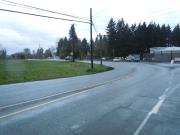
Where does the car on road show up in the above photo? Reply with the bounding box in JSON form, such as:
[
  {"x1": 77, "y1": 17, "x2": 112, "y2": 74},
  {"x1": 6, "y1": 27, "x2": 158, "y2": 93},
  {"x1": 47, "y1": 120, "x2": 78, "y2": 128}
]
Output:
[
  {"x1": 125, "y1": 54, "x2": 140, "y2": 62},
  {"x1": 113, "y1": 57, "x2": 122, "y2": 62},
  {"x1": 65, "y1": 56, "x2": 72, "y2": 60},
  {"x1": 101, "y1": 57, "x2": 106, "y2": 60}
]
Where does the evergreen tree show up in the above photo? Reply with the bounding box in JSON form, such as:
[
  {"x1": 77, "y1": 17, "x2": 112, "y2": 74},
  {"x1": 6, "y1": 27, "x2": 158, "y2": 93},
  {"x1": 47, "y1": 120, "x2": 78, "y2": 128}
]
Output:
[
  {"x1": 80, "y1": 38, "x2": 89, "y2": 59},
  {"x1": 57, "y1": 37, "x2": 70, "y2": 58},
  {"x1": 134, "y1": 22, "x2": 148, "y2": 59},
  {"x1": 116, "y1": 18, "x2": 125, "y2": 57},
  {"x1": 102, "y1": 35, "x2": 108, "y2": 57},
  {"x1": 69, "y1": 24, "x2": 78, "y2": 62},
  {"x1": 106, "y1": 18, "x2": 116, "y2": 57},
  {"x1": 0, "y1": 49, "x2": 6, "y2": 59},
  {"x1": 36, "y1": 47, "x2": 44, "y2": 59},
  {"x1": 24, "y1": 48, "x2": 31, "y2": 59},
  {"x1": 172, "y1": 24, "x2": 180, "y2": 46},
  {"x1": 44, "y1": 48, "x2": 52, "y2": 58},
  {"x1": 160, "y1": 24, "x2": 170, "y2": 46}
]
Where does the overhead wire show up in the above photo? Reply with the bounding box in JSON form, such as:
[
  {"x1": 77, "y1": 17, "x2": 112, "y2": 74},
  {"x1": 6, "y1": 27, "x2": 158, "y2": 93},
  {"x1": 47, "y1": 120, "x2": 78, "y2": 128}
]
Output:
[
  {"x1": 92, "y1": 22, "x2": 98, "y2": 35},
  {"x1": 0, "y1": 8, "x2": 90, "y2": 24},
  {"x1": 0, "y1": 1, "x2": 32, "y2": 9},
  {"x1": 0, "y1": 0, "x2": 90, "y2": 21},
  {"x1": 0, "y1": 1, "x2": 101, "y2": 38},
  {"x1": 0, "y1": 0, "x2": 105, "y2": 35}
]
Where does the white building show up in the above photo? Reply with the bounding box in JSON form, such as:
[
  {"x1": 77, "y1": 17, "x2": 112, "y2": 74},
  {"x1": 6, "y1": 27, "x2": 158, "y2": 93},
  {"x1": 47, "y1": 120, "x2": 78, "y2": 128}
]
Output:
[
  {"x1": 150, "y1": 47, "x2": 180, "y2": 62},
  {"x1": 150, "y1": 47, "x2": 180, "y2": 54}
]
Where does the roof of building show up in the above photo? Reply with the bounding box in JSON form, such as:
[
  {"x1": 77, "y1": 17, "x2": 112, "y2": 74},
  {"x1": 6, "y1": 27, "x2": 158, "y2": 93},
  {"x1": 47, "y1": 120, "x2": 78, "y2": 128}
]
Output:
[
  {"x1": 150, "y1": 47, "x2": 180, "y2": 54},
  {"x1": 163, "y1": 47, "x2": 180, "y2": 51}
]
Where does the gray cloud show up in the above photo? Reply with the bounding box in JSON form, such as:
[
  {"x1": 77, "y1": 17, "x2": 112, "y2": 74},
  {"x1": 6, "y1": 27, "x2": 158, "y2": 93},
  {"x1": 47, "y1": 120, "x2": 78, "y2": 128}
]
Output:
[{"x1": 0, "y1": 16, "x2": 59, "y2": 54}]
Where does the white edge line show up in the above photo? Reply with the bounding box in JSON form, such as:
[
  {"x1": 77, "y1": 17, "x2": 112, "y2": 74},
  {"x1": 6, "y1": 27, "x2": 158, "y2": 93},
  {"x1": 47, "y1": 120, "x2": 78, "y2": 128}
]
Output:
[
  {"x1": 133, "y1": 113, "x2": 151, "y2": 135},
  {"x1": 133, "y1": 83, "x2": 180, "y2": 135}
]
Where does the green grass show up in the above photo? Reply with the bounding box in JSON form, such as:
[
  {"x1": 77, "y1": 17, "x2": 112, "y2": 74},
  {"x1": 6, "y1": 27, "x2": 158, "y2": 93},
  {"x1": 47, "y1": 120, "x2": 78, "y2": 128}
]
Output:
[{"x1": 0, "y1": 60, "x2": 111, "y2": 84}]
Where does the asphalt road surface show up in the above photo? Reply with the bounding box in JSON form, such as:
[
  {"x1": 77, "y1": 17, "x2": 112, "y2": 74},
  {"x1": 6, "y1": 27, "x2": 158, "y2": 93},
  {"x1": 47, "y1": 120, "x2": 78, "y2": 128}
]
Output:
[{"x1": 1, "y1": 61, "x2": 180, "y2": 135}]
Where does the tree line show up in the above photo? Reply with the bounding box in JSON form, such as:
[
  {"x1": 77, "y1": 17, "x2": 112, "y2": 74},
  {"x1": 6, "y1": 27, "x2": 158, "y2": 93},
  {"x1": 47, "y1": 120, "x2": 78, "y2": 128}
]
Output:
[
  {"x1": 57, "y1": 24, "x2": 90, "y2": 61},
  {"x1": 1, "y1": 18, "x2": 180, "y2": 60},
  {"x1": 104, "y1": 18, "x2": 180, "y2": 59},
  {"x1": 57, "y1": 18, "x2": 180, "y2": 60},
  {"x1": 0, "y1": 47, "x2": 56, "y2": 59}
]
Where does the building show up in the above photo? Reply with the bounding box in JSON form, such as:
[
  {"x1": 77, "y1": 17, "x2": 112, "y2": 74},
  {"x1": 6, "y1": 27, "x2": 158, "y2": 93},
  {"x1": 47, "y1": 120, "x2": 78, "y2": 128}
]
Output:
[{"x1": 149, "y1": 47, "x2": 180, "y2": 62}]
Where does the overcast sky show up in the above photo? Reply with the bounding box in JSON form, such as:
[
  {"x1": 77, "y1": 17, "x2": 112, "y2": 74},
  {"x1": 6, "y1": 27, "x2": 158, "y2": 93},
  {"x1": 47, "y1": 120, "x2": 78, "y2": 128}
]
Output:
[{"x1": 0, "y1": 0, "x2": 180, "y2": 54}]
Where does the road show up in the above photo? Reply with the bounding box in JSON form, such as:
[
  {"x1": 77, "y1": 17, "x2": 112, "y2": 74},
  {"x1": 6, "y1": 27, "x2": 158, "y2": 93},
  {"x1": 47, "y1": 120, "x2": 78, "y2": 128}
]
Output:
[{"x1": 1, "y1": 62, "x2": 180, "y2": 135}]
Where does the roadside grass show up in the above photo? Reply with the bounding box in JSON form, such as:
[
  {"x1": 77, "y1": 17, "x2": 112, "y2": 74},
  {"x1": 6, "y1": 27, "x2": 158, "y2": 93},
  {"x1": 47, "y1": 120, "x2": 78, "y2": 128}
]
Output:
[{"x1": 0, "y1": 60, "x2": 111, "y2": 84}]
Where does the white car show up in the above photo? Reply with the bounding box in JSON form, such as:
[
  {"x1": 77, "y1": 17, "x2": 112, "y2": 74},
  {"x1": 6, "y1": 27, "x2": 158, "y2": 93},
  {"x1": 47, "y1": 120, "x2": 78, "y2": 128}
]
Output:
[
  {"x1": 113, "y1": 57, "x2": 121, "y2": 62},
  {"x1": 65, "y1": 56, "x2": 72, "y2": 60}
]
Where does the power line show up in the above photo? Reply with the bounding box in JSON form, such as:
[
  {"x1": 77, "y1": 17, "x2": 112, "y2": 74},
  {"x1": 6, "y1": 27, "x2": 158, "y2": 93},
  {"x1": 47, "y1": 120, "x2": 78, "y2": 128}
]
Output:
[
  {"x1": 0, "y1": 0, "x2": 89, "y2": 21},
  {"x1": 0, "y1": 0, "x2": 90, "y2": 21},
  {"x1": 92, "y1": 22, "x2": 98, "y2": 35},
  {"x1": 0, "y1": 8, "x2": 90, "y2": 24},
  {"x1": 0, "y1": 1, "x2": 32, "y2": 9}
]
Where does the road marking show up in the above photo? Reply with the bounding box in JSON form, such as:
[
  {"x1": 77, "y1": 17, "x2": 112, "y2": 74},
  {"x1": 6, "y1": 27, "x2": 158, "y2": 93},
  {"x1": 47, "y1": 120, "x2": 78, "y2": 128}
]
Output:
[
  {"x1": 133, "y1": 97, "x2": 165, "y2": 135},
  {"x1": 0, "y1": 68, "x2": 136, "y2": 110},
  {"x1": 133, "y1": 97, "x2": 164, "y2": 135},
  {"x1": 0, "y1": 68, "x2": 136, "y2": 119},
  {"x1": 151, "y1": 98, "x2": 165, "y2": 114},
  {"x1": 133, "y1": 83, "x2": 180, "y2": 135},
  {"x1": 158, "y1": 87, "x2": 170, "y2": 100},
  {"x1": 0, "y1": 88, "x2": 94, "y2": 119},
  {"x1": 71, "y1": 124, "x2": 80, "y2": 130},
  {"x1": 133, "y1": 112, "x2": 151, "y2": 135},
  {"x1": 0, "y1": 84, "x2": 100, "y2": 110}
]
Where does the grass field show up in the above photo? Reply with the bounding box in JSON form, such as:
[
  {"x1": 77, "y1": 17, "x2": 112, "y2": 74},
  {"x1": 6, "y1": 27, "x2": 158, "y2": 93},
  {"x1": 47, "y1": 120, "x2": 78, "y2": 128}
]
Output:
[{"x1": 0, "y1": 60, "x2": 110, "y2": 84}]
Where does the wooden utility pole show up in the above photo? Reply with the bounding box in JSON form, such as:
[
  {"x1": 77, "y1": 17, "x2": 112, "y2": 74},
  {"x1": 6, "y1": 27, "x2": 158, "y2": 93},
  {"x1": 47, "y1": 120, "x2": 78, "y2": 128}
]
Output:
[{"x1": 90, "y1": 8, "x2": 93, "y2": 69}]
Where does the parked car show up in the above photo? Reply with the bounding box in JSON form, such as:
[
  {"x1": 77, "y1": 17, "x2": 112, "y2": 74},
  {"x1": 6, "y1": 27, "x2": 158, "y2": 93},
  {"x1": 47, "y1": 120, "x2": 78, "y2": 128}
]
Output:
[
  {"x1": 101, "y1": 57, "x2": 106, "y2": 60},
  {"x1": 65, "y1": 56, "x2": 72, "y2": 60},
  {"x1": 125, "y1": 54, "x2": 140, "y2": 62},
  {"x1": 125, "y1": 55, "x2": 134, "y2": 61},
  {"x1": 113, "y1": 57, "x2": 121, "y2": 62}
]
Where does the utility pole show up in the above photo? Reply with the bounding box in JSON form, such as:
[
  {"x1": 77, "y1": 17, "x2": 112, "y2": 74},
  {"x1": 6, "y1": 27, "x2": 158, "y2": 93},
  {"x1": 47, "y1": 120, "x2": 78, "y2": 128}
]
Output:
[{"x1": 90, "y1": 8, "x2": 93, "y2": 69}]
